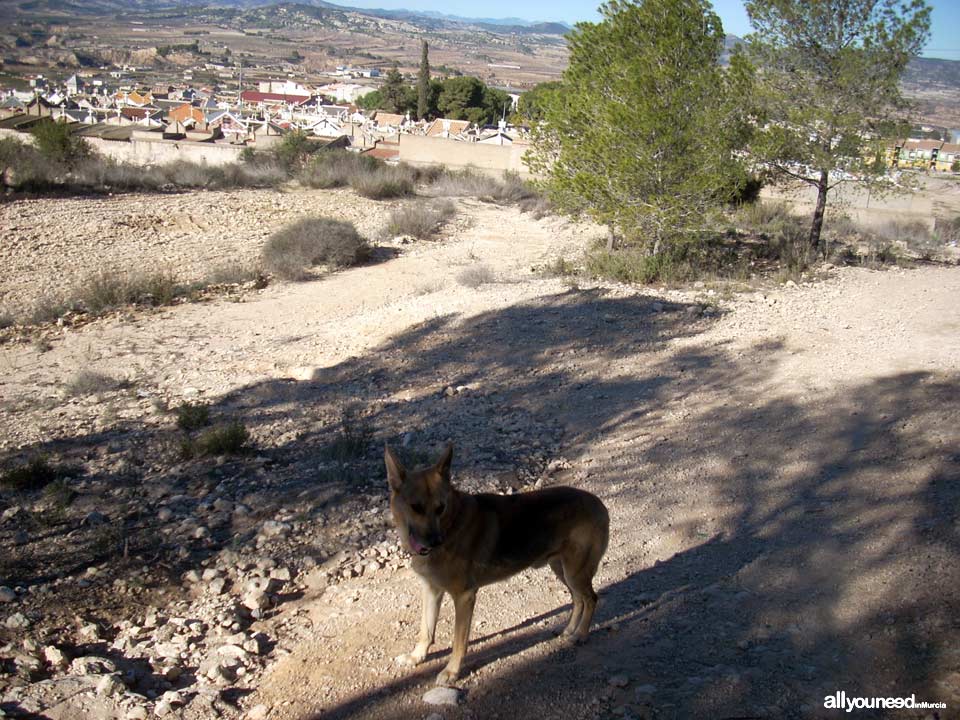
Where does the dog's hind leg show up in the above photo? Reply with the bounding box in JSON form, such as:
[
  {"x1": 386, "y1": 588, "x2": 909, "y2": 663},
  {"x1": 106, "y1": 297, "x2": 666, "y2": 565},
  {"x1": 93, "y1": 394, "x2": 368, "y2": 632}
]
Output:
[{"x1": 397, "y1": 579, "x2": 443, "y2": 667}]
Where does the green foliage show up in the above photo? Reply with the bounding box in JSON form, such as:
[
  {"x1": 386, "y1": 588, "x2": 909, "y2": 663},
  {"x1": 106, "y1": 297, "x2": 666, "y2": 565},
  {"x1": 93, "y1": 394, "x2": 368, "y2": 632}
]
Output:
[
  {"x1": 357, "y1": 89, "x2": 383, "y2": 112},
  {"x1": 31, "y1": 120, "x2": 91, "y2": 167},
  {"x1": 744, "y1": 0, "x2": 932, "y2": 252},
  {"x1": 181, "y1": 421, "x2": 249, "y2": 459},
  {"x1": 437, "y1": 76, "x2": 484, "y2": 121},
  {"x1": 1, "y1": 456, "x2": 59, "y2": 491},
  {"x1": 175, "y1": 402, "x2": 211, "y2": 431},
  {"x1": 273, "y1": 130, "x2": 319, "y2": 169},
  {"x1": 380, "y1": 66, "x2": 417, "y2": 114},
  {"x1": 417, "y1": 40, "x2": 431, "y2": 120},
  {"x1": 516, "y1": 81, "x2": 561, "y2": 124},
  {"x1": 527, "y1": 0, "x2": 751, "y2": 254}
]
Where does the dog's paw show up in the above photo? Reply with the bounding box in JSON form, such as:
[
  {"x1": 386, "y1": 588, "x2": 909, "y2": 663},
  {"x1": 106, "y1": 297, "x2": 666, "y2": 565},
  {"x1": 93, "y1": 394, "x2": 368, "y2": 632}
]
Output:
[
  {"x1": 435, "y1": 667, "x2": 460, "y2": 686},
  {"x1": 395, "y1": 650, "x2": 426, "y2": 667}
]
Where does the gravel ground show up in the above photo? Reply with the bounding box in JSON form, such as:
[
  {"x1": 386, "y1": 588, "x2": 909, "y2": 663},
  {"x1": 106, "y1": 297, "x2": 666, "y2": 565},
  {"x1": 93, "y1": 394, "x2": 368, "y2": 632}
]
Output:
[{"x1": 0, "y1": 187, "x2": 958, "y2": 720}]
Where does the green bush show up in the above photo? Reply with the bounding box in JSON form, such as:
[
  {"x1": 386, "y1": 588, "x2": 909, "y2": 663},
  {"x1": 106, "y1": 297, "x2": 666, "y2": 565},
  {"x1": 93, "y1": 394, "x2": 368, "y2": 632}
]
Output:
[
  {"x1": 1, "y1": 456, "x2": 59, "y2": 491},
  {"x1": 182, "y1": 421, "x2": 250, "y2": 458},
  {"x1": 31, "y1": 120, "x2": 91, "y2": 167},
  {"x1": 273, "y1": 130, "x2": 320, "y2": 170},
  {"x1": 262, "y1": 217, "x2": 369, "y2": 280},
  {"x1": 175, "y1": 402, "x2": 211, "y2": 431}
]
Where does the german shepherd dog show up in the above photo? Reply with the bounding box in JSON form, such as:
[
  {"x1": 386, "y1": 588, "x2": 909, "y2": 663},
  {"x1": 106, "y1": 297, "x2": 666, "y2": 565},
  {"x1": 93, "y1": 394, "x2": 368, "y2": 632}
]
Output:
[{"x1": 385, "y1": 443, "x2": 610, "y2": 686}]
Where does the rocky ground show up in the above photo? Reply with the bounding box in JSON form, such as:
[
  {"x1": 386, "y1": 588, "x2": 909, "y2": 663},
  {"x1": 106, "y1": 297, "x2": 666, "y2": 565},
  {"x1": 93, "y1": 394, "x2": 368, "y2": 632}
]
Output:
[{"x1": 0, "y1": 185, "x2": 958, "y2": 720}]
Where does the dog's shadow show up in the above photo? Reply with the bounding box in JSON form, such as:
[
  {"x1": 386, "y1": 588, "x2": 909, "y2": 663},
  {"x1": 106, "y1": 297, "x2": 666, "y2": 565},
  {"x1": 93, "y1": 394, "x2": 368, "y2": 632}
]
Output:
[{"x1": 419, "y1": 606, "x2": 568, "y2": 674}]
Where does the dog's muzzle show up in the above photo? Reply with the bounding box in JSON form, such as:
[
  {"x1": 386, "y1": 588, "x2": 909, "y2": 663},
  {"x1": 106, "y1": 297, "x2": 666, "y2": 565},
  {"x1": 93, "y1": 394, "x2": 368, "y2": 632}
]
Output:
[{"x1": 408, "y1": 532, "x2": 439, "y2": 556}]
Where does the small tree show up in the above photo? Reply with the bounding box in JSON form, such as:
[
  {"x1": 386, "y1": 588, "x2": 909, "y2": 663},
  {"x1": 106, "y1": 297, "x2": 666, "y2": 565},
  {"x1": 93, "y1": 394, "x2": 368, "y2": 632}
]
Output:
[
  {"x1": 417, "y1": 40, "x2": 431, "y2": 120},
  {"x1": 380, "y1": 66, "x2": 414, "y2": 115},
  {"x1": 744, "y1": 0, "x2": 931, "y2": 256},
  {"x1": 31, "y1": 120, "x2": 90, "y2": 168},
  {"x1": 527, "y1": 0, "x2": 750, "y2": 254}
]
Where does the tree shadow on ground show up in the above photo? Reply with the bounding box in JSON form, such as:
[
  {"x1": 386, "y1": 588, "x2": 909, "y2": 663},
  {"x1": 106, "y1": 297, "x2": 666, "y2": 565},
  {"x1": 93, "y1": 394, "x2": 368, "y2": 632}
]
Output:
[
  {"x1": 296, "y1": 366, "x2": 960, "y2": 720},
  {"x1": 2, "y1": 286, "x2": 958, "y2": 720}
]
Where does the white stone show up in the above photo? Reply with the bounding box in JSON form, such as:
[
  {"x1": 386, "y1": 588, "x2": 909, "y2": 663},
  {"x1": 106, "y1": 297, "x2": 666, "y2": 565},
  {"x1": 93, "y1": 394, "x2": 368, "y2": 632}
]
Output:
[{"x1": 423, "y1": 686, "x2": 460, "y2": 706}]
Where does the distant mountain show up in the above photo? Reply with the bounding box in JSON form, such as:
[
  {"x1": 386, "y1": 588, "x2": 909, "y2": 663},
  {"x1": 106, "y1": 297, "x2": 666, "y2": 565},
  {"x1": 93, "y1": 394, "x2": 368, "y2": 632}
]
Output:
[{"x1": 4, "y1": 0, "x2": 571, "y2": 33}]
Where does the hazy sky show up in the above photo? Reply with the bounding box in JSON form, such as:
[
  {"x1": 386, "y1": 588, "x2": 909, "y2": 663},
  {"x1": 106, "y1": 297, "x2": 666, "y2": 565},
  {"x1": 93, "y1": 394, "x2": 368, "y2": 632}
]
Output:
[{"x1": 345, "y1": 0, "x2": 959, "y2": 60}]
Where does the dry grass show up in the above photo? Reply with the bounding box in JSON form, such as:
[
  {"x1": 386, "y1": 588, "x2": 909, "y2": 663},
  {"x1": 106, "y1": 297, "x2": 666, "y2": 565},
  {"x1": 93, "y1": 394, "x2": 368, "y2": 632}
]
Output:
[
  {"x1": 64, "y1": 370, "x2": 123, "y2": 397},
  {"x1": 426, "y1": 169, "x2": 539, "y2": 204},
  {"x1": 262, "y1": 217, "x2": 370, "y2": 281},
  {"x1": 458, "y1": 264, "x2": 497, "y2": 287},
  {"x1": 385, "y1": 199, "x2": 457, "y2": 239}
]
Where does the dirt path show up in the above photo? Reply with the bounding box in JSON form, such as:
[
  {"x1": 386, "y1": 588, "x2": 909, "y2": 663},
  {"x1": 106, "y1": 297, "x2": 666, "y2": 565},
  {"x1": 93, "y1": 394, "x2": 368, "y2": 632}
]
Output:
[{"x1": 1, "y1": 191, "x2": 958, "y2": 720}]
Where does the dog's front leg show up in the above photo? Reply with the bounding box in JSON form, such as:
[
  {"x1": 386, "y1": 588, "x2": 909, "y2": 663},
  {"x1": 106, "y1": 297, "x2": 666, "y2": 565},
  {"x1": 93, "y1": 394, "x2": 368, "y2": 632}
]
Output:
[
  {"x1": 436, "y1": 588, "x2": 476, "y2": 686},
  {"x1": 397, "y1": 579, "x2": 443, "y2": 667}
]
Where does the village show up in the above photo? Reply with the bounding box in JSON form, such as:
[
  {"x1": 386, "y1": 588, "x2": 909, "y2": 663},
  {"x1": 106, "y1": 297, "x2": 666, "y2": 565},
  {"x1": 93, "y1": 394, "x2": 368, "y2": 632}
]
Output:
[{"x1": 0, "y1": 63, "x2": 531, "y2": 175}]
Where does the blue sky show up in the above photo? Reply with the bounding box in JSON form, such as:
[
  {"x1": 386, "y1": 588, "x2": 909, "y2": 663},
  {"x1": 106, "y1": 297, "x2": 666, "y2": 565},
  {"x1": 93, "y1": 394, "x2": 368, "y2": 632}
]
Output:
[{"x1": 346, "y1": 0, "x2": 960, "y2": 60}]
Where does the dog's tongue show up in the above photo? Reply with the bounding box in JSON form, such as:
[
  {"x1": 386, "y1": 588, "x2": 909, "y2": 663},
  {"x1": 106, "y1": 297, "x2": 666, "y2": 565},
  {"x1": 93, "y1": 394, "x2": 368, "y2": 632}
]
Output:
[{"x1": 408, "y1": 534, "x2": 429, "y2": 555}]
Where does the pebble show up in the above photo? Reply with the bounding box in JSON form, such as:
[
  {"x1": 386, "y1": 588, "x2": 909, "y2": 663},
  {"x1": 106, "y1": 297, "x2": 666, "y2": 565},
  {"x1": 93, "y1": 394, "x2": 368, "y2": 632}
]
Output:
[
  {"x1": 247, "y1": 704, "x2": 270, "y2": 720},
  {"x1": 608, "y1": 674, "x2": 630, "y2": 688},
  {"x1": 5, "y1": 612, "x2": 30, "y2": 629},
  {"x1": 96, "y1": 673, "x2": 125, "y2": 697},
  {"x1": 423, "y1": 686, "x2": 460, "y2": 706}
]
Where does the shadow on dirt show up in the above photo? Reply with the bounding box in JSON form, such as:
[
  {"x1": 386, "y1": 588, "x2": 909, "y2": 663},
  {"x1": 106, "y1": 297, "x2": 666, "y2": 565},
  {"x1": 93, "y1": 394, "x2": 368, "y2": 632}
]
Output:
[
  {"x1": 2, "y1": 286, "x2": 959, "y2": 719},
  {"x1": 297, "y1": 368, "x2": 960, "y2": 720}
]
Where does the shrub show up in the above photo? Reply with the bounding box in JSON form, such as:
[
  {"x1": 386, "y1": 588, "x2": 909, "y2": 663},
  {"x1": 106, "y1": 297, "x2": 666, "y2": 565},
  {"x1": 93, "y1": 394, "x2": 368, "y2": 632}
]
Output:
[
  {"x1": 0, "y1": 137, "x2": 57, "y2": 191},
  {"x1": 458, "y1": 264, "x2": 496, "y2": 287},
  {"x1": 73, "y1": 269, "x2": 183, "y2": 314},
  {"x1": 518, "y1": 194, "x2": 553, "y2": 218},
  {"x1": 64, "y1": 370, "x2": 122, "y2": 396},
  {"x1": 175, "y1": 402, "x2": 211, "y2": 431},
  {"x1": 539, "y1": 256, "x2": 578, "y2": 277},
  {"x1": 349, "y1": 165, "x2": 415, "y2": 199},
  {"x1": 299, "y1": 151, "x2": 379, "y2": 189},
  {"x1": 426, "y1": 168, "x2": 539, "y2": 203},
  {"x1": 586, "y1": 237, "x2": 750, "y2": 283},
  {"x1": 272, "y1": 130, "x2": 320, "y2": 170},
  {"x1": 385, "y1": 199, "x2": 456, "y2": 239},
  {"x1": 182, "y1": 421, "x2": 249, "y2": 458},
  {"x1": 323, "y1": 405, "x2": 373, "y2": 462},
  {"x1": 262, "y1": 218, "x2": 369, "y2": 280},
  {"x1": 934, "y1": 215, "x2": 960, "y2": 244},
  {"x1": 31, "y1": 120, "x2": 91, "y2": 167},
  {"x1": 204, "y1": 262, "x2": 265, "y2": 286},
  {"x1": 1, "y1": 456, "x2": 59, "y2": 491}
]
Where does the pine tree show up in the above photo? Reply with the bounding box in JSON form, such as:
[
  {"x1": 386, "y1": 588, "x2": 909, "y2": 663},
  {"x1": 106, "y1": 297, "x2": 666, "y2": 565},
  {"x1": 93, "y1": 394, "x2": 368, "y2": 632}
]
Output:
[
  {"x1": 744, "y1": 0, "x2": 931, "y2": 255},
  {"x1": 527, "y1": 0, "x2": 750, "y2": 254}
]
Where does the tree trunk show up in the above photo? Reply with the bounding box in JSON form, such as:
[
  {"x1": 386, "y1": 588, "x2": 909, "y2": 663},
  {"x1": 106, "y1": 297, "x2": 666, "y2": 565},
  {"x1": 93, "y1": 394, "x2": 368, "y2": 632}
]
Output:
[
  {"x1": 809, "y1": 170, "x2": 829, "y2": 257},
  {"x1": 606, "y1": 226, "x2": 617, "y2": 252}
]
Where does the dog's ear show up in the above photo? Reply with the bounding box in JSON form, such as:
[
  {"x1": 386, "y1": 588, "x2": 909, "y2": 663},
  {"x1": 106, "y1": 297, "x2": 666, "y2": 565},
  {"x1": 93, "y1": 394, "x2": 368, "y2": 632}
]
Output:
[
  {"x1": 433, "y1": 442, "x2": 453, "y2": 484},
  {"x1": 384, "y1": 444, "x2": 406, "y2": 491}
]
